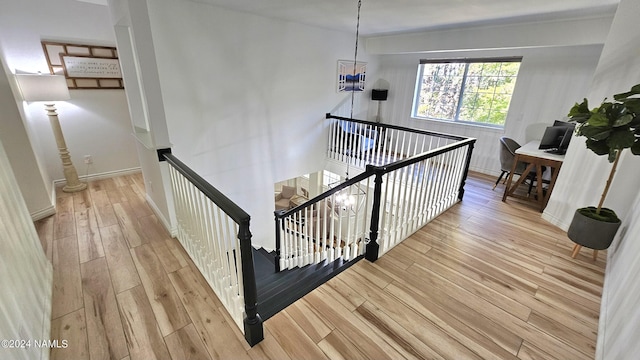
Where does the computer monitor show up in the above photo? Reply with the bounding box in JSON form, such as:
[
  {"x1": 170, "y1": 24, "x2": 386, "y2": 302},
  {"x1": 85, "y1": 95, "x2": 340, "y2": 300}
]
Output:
[
  {"x1": 556, "y1": 127, "x2": 574, "y2": 153},
  {"x1": 538, "y1": 126, "x2": 567, "y2": 149},
  {"x1": 553, "y1": 119, "x2": 575, "y2": 128}
]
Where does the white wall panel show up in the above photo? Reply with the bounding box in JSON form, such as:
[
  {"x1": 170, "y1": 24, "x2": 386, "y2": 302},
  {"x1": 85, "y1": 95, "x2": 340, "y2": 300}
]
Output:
[
  {"x1": 539, "y1": 0, "x2": 640, "y2": 358},
  {"x1": 545, "y1": 0, "x2": 640, "y2": 229},
  {"x1": 598, "y1": 190, "x2": 640, "y2": 359},
  {"x1": 0, "y1": 138, "x2": 52, "y2": 360},
  {"x1": 145, "y1": 0, "x2": 376, "y2": 249},
  {"x1": 0, "y1": 56, "x2": 52, "y2": 218}
]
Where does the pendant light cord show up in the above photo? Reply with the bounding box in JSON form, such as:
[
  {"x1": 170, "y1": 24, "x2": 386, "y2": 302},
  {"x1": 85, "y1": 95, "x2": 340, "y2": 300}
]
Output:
[
  {"x1": 350, "y1": 0, "x2": 362, "y2": 120},
  {"x1": 346, "y1": 0, "x2": 362, "y2": 180}
]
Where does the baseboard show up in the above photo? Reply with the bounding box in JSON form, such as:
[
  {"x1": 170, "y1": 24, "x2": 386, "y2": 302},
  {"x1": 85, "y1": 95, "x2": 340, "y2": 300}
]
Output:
[
  {"x1": 51, "y1": 166, "x2": 178, "y2": 237},
  {"x1": 27, "y1": 182, "x2": 59, "y2": 221},
  {"x1": 31, "y1": 205, "x2": 56, "y2": 222},
  {"x1": 52, "y1": 167, "x2": 142, "y2": 185},
  {"x1": 469, "y1": 165, "x2": 500, "y2": 177},
  {"x1": 145, "y1": 193, "x2": 178, "y2": 237},
  {"x1": 43, "y1": 168, "x2": 142, "y2": 221},
  {"x1": 541, "y1": 212, "x2": 570, "y2": 232}
]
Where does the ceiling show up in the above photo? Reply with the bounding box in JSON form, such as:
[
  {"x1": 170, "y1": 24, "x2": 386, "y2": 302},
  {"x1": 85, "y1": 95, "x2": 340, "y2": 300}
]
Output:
[{"x1": 189, "y1": 0, "x2": 619, "y2": 36}]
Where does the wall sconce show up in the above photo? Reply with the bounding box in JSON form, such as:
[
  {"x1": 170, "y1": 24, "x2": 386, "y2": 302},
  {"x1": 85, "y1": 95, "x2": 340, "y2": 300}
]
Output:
[
  {"x1": 15, "y1": 74, "x2": 87, "y2": 193},
  {"x1": 371, "y1": 89, "x2": 388, "y2": 123}
]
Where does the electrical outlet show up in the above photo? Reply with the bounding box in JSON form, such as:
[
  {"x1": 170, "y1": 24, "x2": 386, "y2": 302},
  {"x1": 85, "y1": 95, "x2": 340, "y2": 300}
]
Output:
[{"x1": 84, "y1": 155, "x2": 93, "y2": 164}]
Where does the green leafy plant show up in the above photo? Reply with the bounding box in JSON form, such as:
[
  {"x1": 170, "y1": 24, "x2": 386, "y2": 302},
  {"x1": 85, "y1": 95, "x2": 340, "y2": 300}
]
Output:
[{"x1": 567, "y1": 83, "x2": 640, "y2": 221}]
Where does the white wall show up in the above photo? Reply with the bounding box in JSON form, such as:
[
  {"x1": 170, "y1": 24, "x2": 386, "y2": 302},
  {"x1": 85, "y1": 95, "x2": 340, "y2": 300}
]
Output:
[
  {"x1": 0, "y1": 0, "x2": 139, "y2": 196},
  {"x1": 0, "y1": 138, "x2": 52, "y2": 360},
  {"x1": 372, "y1": 45, "x2": 601, "y2": 176},
  {"x1": 20, "y1": 90, "x2": 140, "y2": 181},
  {"x1": 105, "y1": 0, "x2": 176, "y2": 232},
  {"x1": 0, "y1": 55, "x2": 53, "y2": 219},
  {"x1": 144, "y1": 0, "x2": 376, "y2": 249},
  {"x1": 599, "y1": 191, "x2": 640, "y2": 359},
  {"x1": 540, "y1": 0, "x2": 640, "y2": 358},
  {"x1": 544, "y1": 10, "x2": 640, "y2": 229}
]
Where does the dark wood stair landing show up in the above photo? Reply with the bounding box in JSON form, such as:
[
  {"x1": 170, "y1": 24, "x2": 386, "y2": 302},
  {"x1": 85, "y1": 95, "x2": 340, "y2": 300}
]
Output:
[{"x1": 252, "y1": 247, "x2": 363, "y2": 321}]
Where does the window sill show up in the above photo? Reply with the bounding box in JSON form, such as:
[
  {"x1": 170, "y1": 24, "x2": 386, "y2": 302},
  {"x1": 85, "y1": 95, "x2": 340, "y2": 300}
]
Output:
[{"x1": 410, "y1": 117, "x2": 504, "y2": 132}]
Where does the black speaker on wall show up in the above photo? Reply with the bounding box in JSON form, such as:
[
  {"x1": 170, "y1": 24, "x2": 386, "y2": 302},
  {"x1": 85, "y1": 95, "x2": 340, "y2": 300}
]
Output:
[{"x1": 371, "y1": 89, "x2": 388, "y2": 101}]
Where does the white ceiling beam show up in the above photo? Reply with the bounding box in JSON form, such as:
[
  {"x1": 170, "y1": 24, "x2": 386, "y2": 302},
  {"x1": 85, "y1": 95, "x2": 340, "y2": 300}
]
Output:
[{"x1": 365, "y1": 15, "x2": 614, "y2": 55}]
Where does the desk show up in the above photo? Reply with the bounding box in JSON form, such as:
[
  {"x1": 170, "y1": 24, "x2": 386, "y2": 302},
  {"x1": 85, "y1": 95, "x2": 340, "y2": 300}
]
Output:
[{"x1": 502, "y1": 140, "x2": 565, "y2": 212}]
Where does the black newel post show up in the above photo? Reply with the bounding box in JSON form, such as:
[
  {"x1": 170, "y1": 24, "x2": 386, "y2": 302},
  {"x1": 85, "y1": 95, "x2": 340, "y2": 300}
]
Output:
[
  {"x1": 366, "y1": 167, "x2": 383, "y2": 262},
  {"x1": 238, "y1": 218, "x2": 263, "y2": 346},
  {"x1": 274, "y1": 210, "x2": 284, "y2": 273},
  {"x1": 458, "y1": 141, "x2": 476, "y2": 201}
]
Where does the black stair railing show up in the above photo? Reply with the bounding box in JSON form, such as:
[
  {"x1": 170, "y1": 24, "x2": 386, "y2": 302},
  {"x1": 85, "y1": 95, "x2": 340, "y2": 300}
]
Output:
[
  {"x1": 326, "y1": 113, "x2": 468, "y2": 167},
  {"x1": 328, "y1": 114, "x2": 476, "y2": 260},
  {"x1": 158, "y1": 114, "x2": 476, "y2": 347},
  {"x1": 362, "y1": 137, "x2": 476, "y2": 260},
  {"x1": 163, "y1": 153, "x2": 263, "y2": 346},
  {"x1": 365, "y1": 166, "x2": 384, "y2": 262},
  {"x1": 275, "y1": 170, "x2": 374, "y2": 271},
  {"x1": 274, "y1": 114, "x2": 476, "y2": 269}
]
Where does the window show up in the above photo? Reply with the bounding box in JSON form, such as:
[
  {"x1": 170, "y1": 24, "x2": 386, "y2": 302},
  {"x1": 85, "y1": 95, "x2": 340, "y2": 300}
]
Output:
[{"x1": 412, "y1": 58, "x2": 521, "y2": 127}]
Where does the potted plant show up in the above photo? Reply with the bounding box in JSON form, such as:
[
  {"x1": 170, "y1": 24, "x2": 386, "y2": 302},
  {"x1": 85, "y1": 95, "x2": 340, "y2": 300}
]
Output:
[{"x1": 566, "y1": 83, "x2": 640, "y2": 256}]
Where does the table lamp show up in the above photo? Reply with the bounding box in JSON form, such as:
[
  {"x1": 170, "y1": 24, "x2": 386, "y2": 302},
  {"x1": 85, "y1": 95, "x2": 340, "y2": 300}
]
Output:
[{"x1": 16, "y1": 74, "x2": 87, "y2": 192}]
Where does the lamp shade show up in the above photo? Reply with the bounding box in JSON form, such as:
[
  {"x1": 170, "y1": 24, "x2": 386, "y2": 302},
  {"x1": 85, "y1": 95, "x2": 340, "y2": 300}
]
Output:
[
  {"x1": 371, "y1": 89, "x2": 388, "y2": 101},
  {"x1": 15, "y1": 74, "x2": 70, "y2": 102}
]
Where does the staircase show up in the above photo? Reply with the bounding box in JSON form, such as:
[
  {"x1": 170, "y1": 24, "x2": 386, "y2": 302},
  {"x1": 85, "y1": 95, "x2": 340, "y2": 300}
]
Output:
[
  {"x1": 252, "y1": 247, "x2": 363, "y2": 320},
  {"x1": 163, "y1": 116, "x2": 475, "y2": 346}
]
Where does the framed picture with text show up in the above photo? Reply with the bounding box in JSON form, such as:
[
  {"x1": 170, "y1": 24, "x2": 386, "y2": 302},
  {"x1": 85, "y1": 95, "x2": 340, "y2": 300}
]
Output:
[
  {"x1": 61, "y1": 55, "x2": 122, "y2": 79},
  {"x1": 42, "y1": 41, "x2": 123, "y2": 89}
]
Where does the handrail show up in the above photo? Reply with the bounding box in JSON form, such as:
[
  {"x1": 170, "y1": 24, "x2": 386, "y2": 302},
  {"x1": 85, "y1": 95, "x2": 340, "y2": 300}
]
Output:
[
  {"x1": 277, "y1": 170, "x2": 373, "y2": 218},
  {"x1": 163, "y1": 153, "x2": 263, "y2": 346},
  {"x1": 379, "y1": 137, "x2": 476, "y2": 173},
  {"x1": 283, "y1": 119, "x2": 477, "y2": 215},
  {"x1": 275, "y1": 114, "x2": 477, "y2": 268},
  {"x1": 163, "y1": 154, "x2": 249, "y2": 223},
  {"x1": 326, "y1": 113, "x2": 468, "y2": 141},
  {"x1": 274, "y1": 169, "x2": 374, "y2": 271}
]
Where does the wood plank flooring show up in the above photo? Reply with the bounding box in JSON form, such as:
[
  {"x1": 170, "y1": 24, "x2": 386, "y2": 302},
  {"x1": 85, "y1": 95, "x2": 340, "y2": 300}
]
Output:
[{"x1": 36, "y1": 172, "x2": 605, "y2": 359}]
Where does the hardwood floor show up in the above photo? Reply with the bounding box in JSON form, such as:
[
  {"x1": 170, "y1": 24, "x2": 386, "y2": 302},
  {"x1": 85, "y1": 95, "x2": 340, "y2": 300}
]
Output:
[{"x1": 36, "y1": 172, "x2": 604, "y2": 360}]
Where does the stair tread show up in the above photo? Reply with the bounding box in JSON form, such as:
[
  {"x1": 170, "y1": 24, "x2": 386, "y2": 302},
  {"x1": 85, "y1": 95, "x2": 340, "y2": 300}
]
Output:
[
  {"x1": 256, "y1": 247, "x2": 276, "y2": 264},
  {"x1": 252, "y1": 248, "x2": 276, "y2": 282},
  {"x1": 259, "y1": 265, "x2": 335, "y2": 302},
  {"x1": 255, "y1": 255, "x2": 363, "y2": 321},
  {"x1": 256, "y1": 267, "x2": 307, "y2": 295},
  {"x1": 256, "y1": 258, "x2": 335, "y2": 295}
]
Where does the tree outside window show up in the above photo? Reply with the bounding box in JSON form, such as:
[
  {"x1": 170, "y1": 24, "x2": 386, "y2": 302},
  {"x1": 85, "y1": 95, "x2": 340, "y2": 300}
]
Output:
[{"x1": 413, "y1": 59, "x2": 521, "y2": 128}]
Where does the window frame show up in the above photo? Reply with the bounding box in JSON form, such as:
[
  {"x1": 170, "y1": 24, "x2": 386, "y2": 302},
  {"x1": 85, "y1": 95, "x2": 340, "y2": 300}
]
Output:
[{"x1": 412, "y1": 57, "x2": 522, "y2": 129}]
